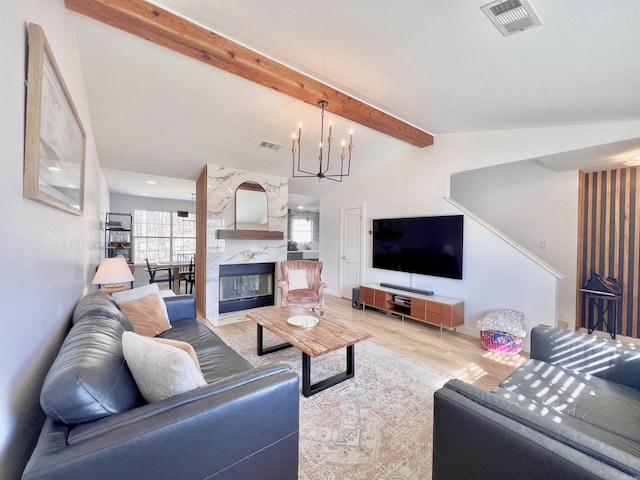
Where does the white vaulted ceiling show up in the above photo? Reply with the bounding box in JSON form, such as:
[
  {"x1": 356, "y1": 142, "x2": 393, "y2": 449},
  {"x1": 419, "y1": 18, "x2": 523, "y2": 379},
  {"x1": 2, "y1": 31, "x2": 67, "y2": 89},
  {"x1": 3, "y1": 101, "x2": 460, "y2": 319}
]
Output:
[{"x1": 69, "y1": 0, "x2": 640, "y2": 200}]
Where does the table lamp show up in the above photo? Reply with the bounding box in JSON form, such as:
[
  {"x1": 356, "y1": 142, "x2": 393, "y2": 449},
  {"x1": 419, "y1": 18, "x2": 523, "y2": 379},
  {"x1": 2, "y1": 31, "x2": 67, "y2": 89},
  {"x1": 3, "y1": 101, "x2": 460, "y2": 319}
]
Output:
[{"x1": 92, "y1": 256, "x2": 135, "y2": 293}]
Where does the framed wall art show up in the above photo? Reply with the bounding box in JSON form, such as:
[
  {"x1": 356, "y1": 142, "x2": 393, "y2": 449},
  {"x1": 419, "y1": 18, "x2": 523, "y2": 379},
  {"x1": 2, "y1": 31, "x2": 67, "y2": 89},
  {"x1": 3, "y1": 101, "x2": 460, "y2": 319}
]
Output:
[{"x1": 24, "y1": 23, "x2": 86, "y2": 215}]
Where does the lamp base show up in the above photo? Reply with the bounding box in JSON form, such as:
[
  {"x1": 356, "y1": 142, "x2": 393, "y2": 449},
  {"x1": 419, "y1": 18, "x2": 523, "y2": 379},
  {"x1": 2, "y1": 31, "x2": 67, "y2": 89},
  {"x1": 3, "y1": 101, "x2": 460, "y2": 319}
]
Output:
[{"x1": 99, "y1": 283, "x2": 129, "y2": 294}]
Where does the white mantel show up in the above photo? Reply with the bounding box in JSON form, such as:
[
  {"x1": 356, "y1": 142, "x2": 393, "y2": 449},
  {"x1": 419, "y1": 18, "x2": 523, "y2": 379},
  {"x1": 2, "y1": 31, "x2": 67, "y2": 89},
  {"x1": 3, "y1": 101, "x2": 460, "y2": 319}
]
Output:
[{"x1": 203, "y1": 165, "x2": 287, "y2": 325}]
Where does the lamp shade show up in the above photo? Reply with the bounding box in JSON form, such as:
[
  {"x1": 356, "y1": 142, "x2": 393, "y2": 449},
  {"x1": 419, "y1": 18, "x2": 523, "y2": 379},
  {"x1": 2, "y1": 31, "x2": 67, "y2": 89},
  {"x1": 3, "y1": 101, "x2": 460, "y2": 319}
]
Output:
[{"x1": 92, "y1": 257, "x2": 135, "y2": 285}]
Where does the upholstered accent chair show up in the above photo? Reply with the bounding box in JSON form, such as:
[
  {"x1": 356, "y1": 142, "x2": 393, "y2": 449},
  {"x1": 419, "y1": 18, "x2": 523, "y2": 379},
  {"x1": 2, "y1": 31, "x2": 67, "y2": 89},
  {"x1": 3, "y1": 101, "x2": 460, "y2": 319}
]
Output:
[{"x1": 277, "y1": 260, "x2": 327, "y2": 315}]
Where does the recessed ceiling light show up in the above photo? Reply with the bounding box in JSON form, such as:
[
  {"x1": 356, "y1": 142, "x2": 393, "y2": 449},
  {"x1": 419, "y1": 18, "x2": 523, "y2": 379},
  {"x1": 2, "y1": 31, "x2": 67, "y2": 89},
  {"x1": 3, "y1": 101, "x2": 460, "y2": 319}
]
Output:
[
  {"x1": 145, "y1": 180, "x2": 157, "y2": 185},
  {"x1": 623, "y1": 154, "x2": 640, "y2": 166},
  {"x1": 141, "y1": 193, "x2": 149, "y2": 196},
  {"x1": 298, "y1": 205, "x2": 304, "y2": 209}
]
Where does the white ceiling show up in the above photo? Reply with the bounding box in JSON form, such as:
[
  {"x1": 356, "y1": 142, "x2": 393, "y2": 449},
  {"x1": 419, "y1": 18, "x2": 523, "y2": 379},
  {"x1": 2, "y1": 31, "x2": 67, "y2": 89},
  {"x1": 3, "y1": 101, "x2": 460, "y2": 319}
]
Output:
[{"x1": 70, "y1": 0, "x2": 640, "y2": 203}]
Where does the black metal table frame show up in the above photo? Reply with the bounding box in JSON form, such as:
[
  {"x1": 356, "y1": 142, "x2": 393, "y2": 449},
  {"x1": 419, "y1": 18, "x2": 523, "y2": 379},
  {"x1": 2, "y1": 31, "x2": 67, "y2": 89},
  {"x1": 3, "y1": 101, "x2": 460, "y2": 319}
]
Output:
[
  {"x1": 256, "y1": 323, "x2": 355, "y2": 397},
  {"x1": 582, "y1": 291, "x2": 620, "y2": 340}
]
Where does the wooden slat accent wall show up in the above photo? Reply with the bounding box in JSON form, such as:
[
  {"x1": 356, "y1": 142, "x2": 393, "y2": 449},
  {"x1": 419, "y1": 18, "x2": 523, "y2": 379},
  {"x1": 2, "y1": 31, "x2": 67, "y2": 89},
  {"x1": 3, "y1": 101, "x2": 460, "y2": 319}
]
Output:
[
  {"x1": 577, "y1": 167, "x2": 639, "y2": 337},
  {"x1": 195, "y1": 167, "x2": 208, "y2": 319}
]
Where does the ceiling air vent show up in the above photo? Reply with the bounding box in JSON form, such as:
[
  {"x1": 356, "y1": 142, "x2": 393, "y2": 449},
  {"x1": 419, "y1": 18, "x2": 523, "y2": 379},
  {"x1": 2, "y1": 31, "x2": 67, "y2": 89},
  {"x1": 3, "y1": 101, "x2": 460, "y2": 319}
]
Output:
[
  {"x1": 259, "y1": 140, "x2": 282, "y2": 151},
  {"x1": 481, "y1": 0, "x2": 542, "y2": 36}
]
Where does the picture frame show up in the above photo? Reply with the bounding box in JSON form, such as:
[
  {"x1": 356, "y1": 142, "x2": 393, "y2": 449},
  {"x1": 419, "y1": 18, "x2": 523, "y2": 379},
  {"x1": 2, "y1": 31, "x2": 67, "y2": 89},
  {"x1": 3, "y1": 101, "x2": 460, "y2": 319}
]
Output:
[{"x1": 24, "y1": 23, "x2": 86, "y2": 215}]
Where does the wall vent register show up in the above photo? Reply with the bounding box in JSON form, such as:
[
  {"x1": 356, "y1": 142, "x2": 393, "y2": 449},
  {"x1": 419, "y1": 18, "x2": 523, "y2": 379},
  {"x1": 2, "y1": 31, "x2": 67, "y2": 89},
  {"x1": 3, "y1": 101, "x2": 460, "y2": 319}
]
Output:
[{"x1": 481, "y1": 0, "x2": 543, "y2": 36}]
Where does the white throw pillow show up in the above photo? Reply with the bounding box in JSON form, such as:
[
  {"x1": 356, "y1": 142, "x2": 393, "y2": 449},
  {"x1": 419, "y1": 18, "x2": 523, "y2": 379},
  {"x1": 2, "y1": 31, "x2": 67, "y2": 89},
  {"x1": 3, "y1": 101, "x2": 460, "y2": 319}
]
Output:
[
  {"x1": 122, "y1": 331, "x2": 207, "y2": 403},
  {"x1": 288, "y1": 269, "x2": 308, "y2": 290},
  {"x1": 113, "y1": 283, "x2": 170, "y2": 324}
]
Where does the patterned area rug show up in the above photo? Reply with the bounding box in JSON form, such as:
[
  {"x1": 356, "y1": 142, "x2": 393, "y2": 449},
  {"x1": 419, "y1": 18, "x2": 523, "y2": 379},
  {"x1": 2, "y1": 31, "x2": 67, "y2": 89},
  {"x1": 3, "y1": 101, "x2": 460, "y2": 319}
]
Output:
[{"x1": 214, "y1": 321, "x2": 450, "y2": 480}]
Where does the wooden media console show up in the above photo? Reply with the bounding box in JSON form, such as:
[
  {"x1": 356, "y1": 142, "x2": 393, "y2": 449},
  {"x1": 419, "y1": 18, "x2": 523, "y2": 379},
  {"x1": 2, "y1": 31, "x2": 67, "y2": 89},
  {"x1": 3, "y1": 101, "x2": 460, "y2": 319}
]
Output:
[{"x1": 359, "y1": 284, "x2": 464, "y2": 335}]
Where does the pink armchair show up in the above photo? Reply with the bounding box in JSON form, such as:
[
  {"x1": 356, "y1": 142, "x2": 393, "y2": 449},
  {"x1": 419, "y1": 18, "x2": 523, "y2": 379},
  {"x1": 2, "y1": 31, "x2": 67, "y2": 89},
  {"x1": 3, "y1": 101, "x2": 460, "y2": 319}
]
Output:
[{"x1": 277, "y1": 260, "x2": 327, "y2": 315}]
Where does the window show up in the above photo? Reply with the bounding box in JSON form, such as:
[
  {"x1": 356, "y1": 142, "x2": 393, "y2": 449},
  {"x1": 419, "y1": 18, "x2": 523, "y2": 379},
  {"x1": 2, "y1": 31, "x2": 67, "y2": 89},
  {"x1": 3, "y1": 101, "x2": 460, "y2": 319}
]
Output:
[
  {"x1": 291, "y1": 217, "x2": 313, "y2": 244},
  {"x1": 134, "y1": 210, "x2": 196, "y2": 263}
]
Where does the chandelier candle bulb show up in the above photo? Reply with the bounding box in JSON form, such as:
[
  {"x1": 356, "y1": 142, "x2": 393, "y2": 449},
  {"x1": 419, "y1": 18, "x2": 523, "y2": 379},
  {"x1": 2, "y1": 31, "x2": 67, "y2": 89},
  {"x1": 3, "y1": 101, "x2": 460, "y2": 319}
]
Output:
[{"x1": 291, "y1": 100, "x2": 353, "y2": 182}]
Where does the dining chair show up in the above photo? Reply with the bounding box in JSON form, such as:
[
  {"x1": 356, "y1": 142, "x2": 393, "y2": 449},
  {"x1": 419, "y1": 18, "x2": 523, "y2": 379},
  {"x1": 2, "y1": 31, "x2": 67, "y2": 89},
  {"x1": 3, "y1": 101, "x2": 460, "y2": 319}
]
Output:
[
  {"x1": 144, "y1": 258, "x2": 173, "y2": 290},
  {"x1": 181, "y1": 255, "x2": 195, "y2": 295},
  {"x1": 176, "y1": 253, "x2": 191, "y2": 264},
  {"x1": 176, "y1": 253, "x2": 194, "y2": 294}
]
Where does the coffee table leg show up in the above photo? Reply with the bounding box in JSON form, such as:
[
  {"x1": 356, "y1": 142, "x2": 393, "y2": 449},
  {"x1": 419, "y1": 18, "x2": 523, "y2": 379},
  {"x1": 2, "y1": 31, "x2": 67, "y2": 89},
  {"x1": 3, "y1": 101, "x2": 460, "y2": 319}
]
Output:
[
  {"x1": 256, "y1": 323, "x2": 293, "y2": 356},
  {"x1": 302, "y1": 344, "x2": 355, "y2": 397}
]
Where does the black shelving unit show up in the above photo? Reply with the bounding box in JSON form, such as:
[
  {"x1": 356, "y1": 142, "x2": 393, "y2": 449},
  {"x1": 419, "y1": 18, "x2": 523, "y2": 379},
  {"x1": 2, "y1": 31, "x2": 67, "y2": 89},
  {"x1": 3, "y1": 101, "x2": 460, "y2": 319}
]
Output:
[{"x1": 105, "y1": 212, "x2": 133, "y2": 262}]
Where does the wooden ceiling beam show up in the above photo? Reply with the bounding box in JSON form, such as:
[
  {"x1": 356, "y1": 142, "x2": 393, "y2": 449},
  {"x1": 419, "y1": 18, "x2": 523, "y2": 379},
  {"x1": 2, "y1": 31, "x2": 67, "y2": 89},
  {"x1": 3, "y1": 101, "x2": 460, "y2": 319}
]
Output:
[{"x1": 64, "y1": 0, "x2": 434, "y2": 147}]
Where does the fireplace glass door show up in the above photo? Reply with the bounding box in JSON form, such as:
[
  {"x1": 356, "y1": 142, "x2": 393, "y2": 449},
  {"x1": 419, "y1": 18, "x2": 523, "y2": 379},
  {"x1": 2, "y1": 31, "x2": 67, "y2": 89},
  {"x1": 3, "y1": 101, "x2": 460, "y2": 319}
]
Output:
[{"x1": 219, "y1": 263, "x2": 275, "y2": 313}]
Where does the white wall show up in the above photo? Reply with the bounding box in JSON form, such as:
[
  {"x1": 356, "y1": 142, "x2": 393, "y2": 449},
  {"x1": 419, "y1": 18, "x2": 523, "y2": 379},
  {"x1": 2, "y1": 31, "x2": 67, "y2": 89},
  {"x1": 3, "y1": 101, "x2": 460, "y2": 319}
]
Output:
[
  {"x1": 450, "y1": 160, "x2": 578, "y2": 328},
  {"x1": 319, "y1": 121, "x2": 640, "y2": 347},
  {"x1": 110, "y1": 193, "x2": 195, "y2": 215},
  {"x1": 0, "y1": 2, "x2": 108, "y2": 478}
]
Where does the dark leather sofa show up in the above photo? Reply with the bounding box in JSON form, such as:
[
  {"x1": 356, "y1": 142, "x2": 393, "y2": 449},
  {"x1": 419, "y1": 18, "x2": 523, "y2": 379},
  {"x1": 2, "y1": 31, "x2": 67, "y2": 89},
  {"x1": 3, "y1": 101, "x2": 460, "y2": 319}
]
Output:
[
  {"x1": 22, "y1": 291, "x2": 299, "y2": 480},
  {"x1": 432, "y1": 325, "x2": 640, "y2": 479}
]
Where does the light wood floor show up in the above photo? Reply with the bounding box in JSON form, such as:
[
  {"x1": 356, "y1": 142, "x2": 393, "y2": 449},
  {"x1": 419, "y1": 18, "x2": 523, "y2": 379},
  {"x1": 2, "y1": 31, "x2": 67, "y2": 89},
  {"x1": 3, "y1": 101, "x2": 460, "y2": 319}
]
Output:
[{"x1": 211, "y1": 294, "x2": 529, "y2": 391}]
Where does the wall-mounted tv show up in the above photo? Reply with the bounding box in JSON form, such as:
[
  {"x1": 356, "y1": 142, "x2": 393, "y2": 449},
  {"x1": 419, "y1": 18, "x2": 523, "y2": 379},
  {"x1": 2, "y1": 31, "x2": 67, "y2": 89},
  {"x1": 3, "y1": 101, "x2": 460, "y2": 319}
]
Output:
[{"x1": 372, "y1": 215, "x2": 464, "y2": 280}]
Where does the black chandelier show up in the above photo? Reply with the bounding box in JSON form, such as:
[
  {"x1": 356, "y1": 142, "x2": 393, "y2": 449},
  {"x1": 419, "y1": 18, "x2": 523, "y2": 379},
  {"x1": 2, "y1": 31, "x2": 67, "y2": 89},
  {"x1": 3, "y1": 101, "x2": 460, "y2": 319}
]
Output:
[{"x1": 291, "y1": 101, "x2": 353, "y2": 182}]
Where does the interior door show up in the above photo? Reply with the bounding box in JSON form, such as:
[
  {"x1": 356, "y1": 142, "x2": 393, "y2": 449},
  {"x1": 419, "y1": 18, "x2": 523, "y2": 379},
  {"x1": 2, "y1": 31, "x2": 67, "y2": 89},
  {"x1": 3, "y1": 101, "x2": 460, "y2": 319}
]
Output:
[{"x1": 340, "y1": 206, "x2": 363, "y2": 298}]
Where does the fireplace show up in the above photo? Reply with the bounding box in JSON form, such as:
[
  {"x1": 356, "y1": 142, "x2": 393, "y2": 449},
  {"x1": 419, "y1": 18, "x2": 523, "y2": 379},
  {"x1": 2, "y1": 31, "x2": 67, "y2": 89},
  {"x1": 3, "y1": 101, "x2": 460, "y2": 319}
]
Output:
[{"x1": 219, "y1": 262, "x2": 275, "y2": 313}]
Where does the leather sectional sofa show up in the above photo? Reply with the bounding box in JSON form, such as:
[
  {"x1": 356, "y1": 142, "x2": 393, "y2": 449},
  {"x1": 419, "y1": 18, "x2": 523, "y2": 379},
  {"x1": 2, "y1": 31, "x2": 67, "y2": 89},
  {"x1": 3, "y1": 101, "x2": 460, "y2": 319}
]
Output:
[
  {"x1": 432, "y1": 325, "x2": 640, "y2": 479},
  {"x1": 22, "y1": 291, "x2": 299, "y2": 480}
]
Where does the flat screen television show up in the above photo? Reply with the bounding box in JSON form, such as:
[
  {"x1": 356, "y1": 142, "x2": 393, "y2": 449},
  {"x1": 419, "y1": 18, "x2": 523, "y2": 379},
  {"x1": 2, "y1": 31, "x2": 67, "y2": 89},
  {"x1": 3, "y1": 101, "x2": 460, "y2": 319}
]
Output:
[{"x1": 372, "y1": 215, "x2": 464, "y2": 280}]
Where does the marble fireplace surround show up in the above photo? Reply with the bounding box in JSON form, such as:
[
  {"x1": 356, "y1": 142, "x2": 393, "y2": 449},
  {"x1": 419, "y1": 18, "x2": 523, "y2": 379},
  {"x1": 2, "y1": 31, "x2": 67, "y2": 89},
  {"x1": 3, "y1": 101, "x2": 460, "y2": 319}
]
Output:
[{"x1": 204, "y1": 165, "x2": 287, "y2": 326}]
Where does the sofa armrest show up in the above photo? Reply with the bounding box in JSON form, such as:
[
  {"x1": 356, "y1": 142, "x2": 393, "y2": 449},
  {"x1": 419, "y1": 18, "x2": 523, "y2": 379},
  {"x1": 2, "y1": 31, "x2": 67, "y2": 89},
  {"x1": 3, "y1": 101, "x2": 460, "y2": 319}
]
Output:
[
  {"x1": 531, "y1": 325, "x2": 640, "y2": 389},
  {"x1": 163, "y1": 294, "x2": 196, "y2": 323},
  {"x1": 433, "y1": 380, "x2": 638, "y2": 479},
  {"x1": 23, "y1": 363, "x2": 299, "y2": 480}
]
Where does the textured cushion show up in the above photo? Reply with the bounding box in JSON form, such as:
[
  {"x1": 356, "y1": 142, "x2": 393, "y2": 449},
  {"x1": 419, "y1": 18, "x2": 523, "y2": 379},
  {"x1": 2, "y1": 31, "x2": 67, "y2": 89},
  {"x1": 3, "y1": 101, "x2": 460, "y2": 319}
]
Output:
[
  {"x1": 500, "y1": 359, "x2": 640, "y2": 445},
  {"x1": 112, "y1": 283, "x2": 170, "y2": 323},
  {"x1": 40, "y1": 316, "x2": 141, "y2": 424},
  {"x1": 151, "y1": 337, "x2": 201, "y2": 370},
  {"x1": 118, "y1": 293, "x2": 172, "y2": 337},
  {"x1": 122, "y1": 332, "x2": 207, "y2": 403},
  {"x1": 287, "y1": 269, "x2": 308, "y2": 290},
  {"x1": 491, "y1": 386, "x2": 640, "y2": 457},
  {"x1": 198, "y1": 344, "x2": 254, "y2": 384},
  {"x1": 285, "y1": 289, "x2": 319, "y2": 303},
  {"x1": 476, "y1": 309, "x2": 526, "y2": 337},
  {"x1": 156, "y1": 320, "x2": 225, "y2": 351}
]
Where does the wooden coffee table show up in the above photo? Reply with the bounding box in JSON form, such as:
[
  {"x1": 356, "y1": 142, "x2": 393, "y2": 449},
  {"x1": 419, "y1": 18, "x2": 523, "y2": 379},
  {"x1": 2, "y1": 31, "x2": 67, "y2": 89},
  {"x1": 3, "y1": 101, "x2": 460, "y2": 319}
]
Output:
[{"x1": 246, "y1": 306, "x2": 371, "y2": 397}]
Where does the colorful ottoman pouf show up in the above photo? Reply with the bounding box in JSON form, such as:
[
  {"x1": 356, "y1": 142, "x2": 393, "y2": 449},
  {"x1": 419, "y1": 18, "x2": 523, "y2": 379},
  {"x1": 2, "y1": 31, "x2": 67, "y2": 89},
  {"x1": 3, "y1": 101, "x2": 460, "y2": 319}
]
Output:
[{"x1": 476, "y1": 309, "x2": 526, "y2": 354}]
